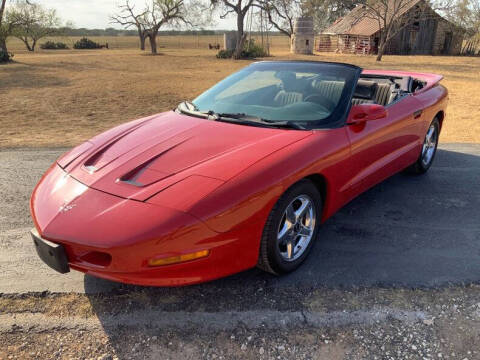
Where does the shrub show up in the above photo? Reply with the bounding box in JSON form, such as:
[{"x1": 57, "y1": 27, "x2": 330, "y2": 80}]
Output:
[
  {"x1": 40, "y1": 41, "x2": 69, "y2": 50},
  {"x1": 56, "y1": 42, "x2": 68, "y2": 49},
  {"x1": 40, "y1": 41, "x2": 57, "y2": 49},
  {"x1": 0, "y1": 48, "x2": 13, "y2": 63},
  {"x1": 242, "y1": 39, "x2": 268, "y2": 58},
  {"x1": 73, "y1": 37, "x2": 102, "y2": 50},
  {"x1": 216, "y1": 39, "x2": 268, "y2": 59},
  {"x1": 216, "y1": 49, "x2": 234, "y2": 58}
]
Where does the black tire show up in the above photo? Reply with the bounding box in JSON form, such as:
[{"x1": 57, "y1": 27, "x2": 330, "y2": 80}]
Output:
[
  {"x1": 407, "y1": 118, "x2": 440, "y2": 174},
  {"x1": 257, "y1": 179, "x2": 322, "y2": 275}
]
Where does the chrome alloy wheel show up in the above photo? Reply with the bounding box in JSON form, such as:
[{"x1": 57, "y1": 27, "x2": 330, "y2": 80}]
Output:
[
  {"x1": 421, "y1": 124, "x2": 438, "y2": 167},
  {"x1": 277, "y1": 195, "x2": 316, "y2": 262}
]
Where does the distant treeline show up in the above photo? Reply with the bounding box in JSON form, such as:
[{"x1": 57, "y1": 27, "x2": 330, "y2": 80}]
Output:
[{"x1": 58, "y1": 27, "x2": 283, "y2": 37}]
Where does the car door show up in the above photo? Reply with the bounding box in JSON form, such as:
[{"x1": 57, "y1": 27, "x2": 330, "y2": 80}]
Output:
[{"x1": 345, "y1": 94, "x2": 424, "y2": 197}]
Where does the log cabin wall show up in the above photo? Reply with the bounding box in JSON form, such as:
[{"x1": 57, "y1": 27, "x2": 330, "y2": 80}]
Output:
[
  {"x1": 384, "y1": 18, "x2": 438, "y2": 55},
  {"x1": 320, "y1": 0, "x2": 465, "y2": 56},
  {"x1": 316, "y1": 34, "x2": 375, "y2": 54},
  {"x1": 432, "y1": 19, "x2": 464, "y2": 54}
]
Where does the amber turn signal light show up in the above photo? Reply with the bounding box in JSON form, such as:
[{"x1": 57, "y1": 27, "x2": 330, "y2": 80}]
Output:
[{"x1": 148, "y1": 250, "x2": 210, "y2": 267}]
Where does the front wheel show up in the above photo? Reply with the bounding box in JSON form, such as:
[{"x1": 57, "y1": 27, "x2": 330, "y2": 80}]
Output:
[
  {"x1": 257, "y1": 179, "x2": 322, "y2": 275},
  {"x1": 408, "y1": 118, "x2": 440, "y2": 174}
]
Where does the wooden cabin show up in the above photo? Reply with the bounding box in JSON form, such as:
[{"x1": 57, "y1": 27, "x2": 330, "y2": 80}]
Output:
[{"x1": 318, "y1": 0, "x2": 464, "y2": 55}]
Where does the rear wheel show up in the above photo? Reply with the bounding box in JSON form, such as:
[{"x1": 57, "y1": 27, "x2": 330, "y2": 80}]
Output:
[
  {"x1": 408, "y1": 118, "x2": 440, "y2": 174},
  {"x1": 257, "y1": 179, "x2": 322, "y2": 275}
]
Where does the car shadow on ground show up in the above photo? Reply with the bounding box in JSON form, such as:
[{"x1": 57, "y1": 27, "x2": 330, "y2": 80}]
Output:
[
  {"x1": 83, "y1": 146, "x2": 480, "y2": 355},
  {"x1": 85, "y1": 146, "x2": 480, "y2": 294}
]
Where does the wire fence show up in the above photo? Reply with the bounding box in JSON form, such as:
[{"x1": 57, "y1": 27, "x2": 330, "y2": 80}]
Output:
[{"x1": 7, "y1": 34, "x2": 292, "y2": 53}]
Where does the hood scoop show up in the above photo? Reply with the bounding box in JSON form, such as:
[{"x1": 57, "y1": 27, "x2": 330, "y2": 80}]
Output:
[
  {"x1": 65, "y1": 111, "x2": 312, "y2": 202},
  {"x1": 118, "y1": 139, "x2": 190, "y2": 187},
  {"x1": 83, "y1": 122, "x2": 148, "y2": 173}
]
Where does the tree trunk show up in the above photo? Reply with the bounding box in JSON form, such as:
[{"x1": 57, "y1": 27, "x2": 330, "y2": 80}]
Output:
[
  {"x1": 31, "y1": 39, "x2": 37, "y2": 52},
  {"x1": 148, "y1": 31, "x2": 158, "y2": 54},
  {"x1": 0, "y1": 36, "x2": 7, "y2": 54},
  {"x1": 20, "y1": 37, "x2": 33, "y2": 52},
  {"x1": 376, "y1": 45, "x2": 385, "y2": 61},
  {"x1": 233, "y1": 14, "x2": 246, "y2": 59},
  {"x1": 138, "y1": 27, "x2": 146, "y2": 50},
  {"x1": 376, "y1": 35, "x2": 387, "y2": 61},
  {"x1": 0, "y1": 0, "x2": 11, "y2": 61}
]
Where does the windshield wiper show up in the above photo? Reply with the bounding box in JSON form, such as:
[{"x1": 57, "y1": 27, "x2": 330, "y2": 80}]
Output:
[
  {"x1": 260, "y1": 119, "x2": 305, "y2": 130},
  {"x1": 207, "y1": 111, "x2": 305, "y2": 130},
  {"x1": 177, "y1": 104, "x2": 305, "y2": 130},
  {"x1": 206, "y1": 111, "x2": 256, "y2": 121},
  {"x1": 180, "y1": 100, "x2": 198, "y2": 111}
]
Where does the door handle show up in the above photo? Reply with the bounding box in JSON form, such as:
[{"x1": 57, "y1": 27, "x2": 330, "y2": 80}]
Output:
[{"x1": 413, "y1": 110, "x2": 423, "y2": 119}]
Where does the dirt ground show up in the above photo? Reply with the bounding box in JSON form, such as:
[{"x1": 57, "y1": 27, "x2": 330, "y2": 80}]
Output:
[
  {"x1": 1, "y1": 36, "x2": 480, "y2": 147},
  {"x1": 2, "y1": 285, "x2": 480, "y2": 359},
  {"x1": 2, "y1": 37, "x2": 480, "y2": 359}
]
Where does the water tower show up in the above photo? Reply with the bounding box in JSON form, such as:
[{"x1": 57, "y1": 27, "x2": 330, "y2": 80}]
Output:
[{"x1": 291, "y1": 17, "x2": 314, "y2": 54}]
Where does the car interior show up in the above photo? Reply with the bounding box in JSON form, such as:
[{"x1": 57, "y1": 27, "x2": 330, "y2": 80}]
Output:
[
  {"x1": 271, "y1": 72, "x2": 426, "y2": 109},
  {"x1": 202, "y1": 70, "x2": 428, "y2": 123}
]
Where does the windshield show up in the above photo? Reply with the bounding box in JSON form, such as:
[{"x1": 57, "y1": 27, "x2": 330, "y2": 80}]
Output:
[{"x1": 190, "y1": 61, "x2": 360, "y2": 128}]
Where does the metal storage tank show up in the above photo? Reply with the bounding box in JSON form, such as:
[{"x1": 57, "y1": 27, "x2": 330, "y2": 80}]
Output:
[{"x1": 291, "y1": 17, "x2": 314, "y2": 54}]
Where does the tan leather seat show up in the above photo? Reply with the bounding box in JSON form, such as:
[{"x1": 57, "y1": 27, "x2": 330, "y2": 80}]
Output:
[
  {"x1": 352, "y1": 98, "x2": 374, "y2": 105},
  {"x1": 351, "y1": 80, "x2": 393, "y2": 106},
  {"x1": 312, "y1": 80, "x2": 344, "y2": 103},
  {"x1": 274, "y1": 91, "x2": 303, "y2": 106},
  {"x1": 374, "y1": 83, "x2": 392, "y2": 106},
  {"x1": 352, "y1": 80, "x2": 376, "y2": 106}
]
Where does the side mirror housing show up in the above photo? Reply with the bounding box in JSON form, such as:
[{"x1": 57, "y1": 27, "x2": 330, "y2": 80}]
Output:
[{"x1": 347, "y1": 104, "x2": 388, "y2": 125}]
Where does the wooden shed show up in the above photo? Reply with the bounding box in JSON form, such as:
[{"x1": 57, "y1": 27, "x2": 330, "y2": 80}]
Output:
[{"x1": 318, "y1": 0, "x2": 464, "y2": 55}]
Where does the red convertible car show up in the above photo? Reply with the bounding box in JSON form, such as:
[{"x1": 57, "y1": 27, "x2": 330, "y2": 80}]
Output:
[{"x1": 30, "y1": 61, "x2": 447, "y2": 286}]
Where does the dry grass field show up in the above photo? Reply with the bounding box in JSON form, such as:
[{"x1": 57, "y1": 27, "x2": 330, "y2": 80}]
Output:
[
  {"x1": 5, "y1": 34, "x2": 291, "y2": 53},
  {"x1": 1, "y1": 35, "x2": 479, "y2": 148}
]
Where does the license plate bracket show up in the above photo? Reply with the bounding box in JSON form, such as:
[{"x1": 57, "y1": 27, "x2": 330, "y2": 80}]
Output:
[{"x1": 31, "y1": 229, "x2": 70, "y2": 274}]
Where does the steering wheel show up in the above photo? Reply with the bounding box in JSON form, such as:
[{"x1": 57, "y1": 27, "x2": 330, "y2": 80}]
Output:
[{"x1": 304, "y1": 94, "x2": 336, "y2": 112}]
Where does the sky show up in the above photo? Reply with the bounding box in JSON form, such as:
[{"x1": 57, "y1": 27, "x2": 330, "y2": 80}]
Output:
[{"x1": 36, "y1": 0, "x2": 237, "y2": 30}]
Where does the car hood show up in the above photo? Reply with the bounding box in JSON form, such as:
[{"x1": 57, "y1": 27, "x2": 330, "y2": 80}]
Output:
[{"x1": 58, "y1": 111, "x2": 312, "y2": 201}]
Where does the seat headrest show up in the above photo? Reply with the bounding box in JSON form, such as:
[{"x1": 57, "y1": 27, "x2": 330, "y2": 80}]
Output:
[
  {"x1": 275, "y1": 71, "x2": 297, "y2": 92},
  {"x1": 354, "y1": 80, "x2": 378, "y2": 100}
]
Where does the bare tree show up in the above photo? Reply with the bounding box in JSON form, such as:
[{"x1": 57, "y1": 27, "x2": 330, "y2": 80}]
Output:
[
  {"x1": 303, "y1": 0, "x2": 360, "y2": 32},
  {"x1": 0, "y1": 0, "x2": 23, "y2": 61},
  {"x1": 256, "y1": 0, "x2": 303, "y2": 38},
  {"x1": 446, "y1": 0, "x2": 480, "y2": 54},
  {"x1": 359, "y1": 0, "x2": 448, "y2": 61},
  {"x1": 8, "y1": 2, "x2": 61, "y2": 51},
  {"x1": 0, "y1": 0, "x2": 10, "y2": 55},
  {"x1": 212, "y1": 0, "x2": 257, "y2": 58},
  {"x1": 464, "y1": 0, "x2": 480, "y2": 53},
  {"x1": 113, "y1": 0, "x2": 205, "y2": 55},
  {"x1": 111, "y1": 0, "x2": 148, "y2": 50},
  {"x1": 145, "y1": 0, "x2": 189, "y2": 54}
]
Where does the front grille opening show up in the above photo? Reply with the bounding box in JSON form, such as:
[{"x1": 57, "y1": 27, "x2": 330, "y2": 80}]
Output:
[{"x1": 80, "y1": 251, "x2": 112, "y2": 267}]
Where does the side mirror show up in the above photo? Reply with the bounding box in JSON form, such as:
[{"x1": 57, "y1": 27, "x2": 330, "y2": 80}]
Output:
[{"x1": 347, "y1": 104, "x2": 388, "y2": 125}]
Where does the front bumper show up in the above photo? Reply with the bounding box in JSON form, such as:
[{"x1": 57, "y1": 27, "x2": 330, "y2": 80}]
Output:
[{"x1": 30, "y1": 164, "x2": 262, "y2": 286}]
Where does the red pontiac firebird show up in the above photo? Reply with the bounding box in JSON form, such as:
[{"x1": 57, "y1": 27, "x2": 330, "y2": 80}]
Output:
[{"x1": 30, "y1": 61, "x2": 447, "y2": 286}]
